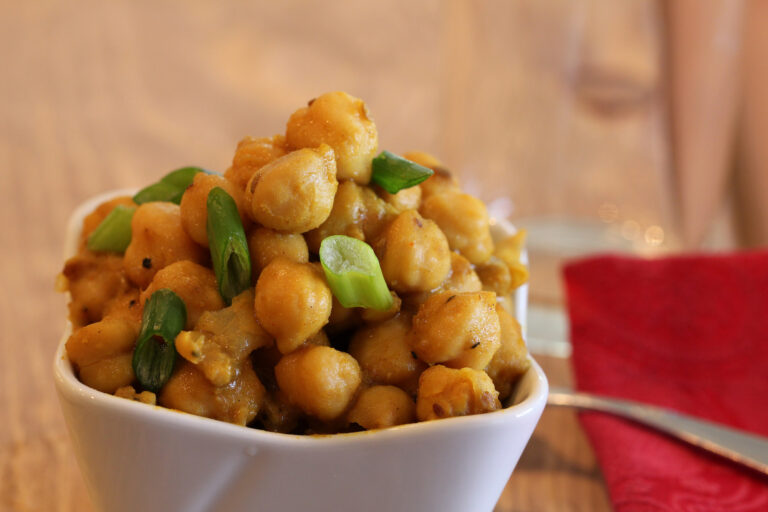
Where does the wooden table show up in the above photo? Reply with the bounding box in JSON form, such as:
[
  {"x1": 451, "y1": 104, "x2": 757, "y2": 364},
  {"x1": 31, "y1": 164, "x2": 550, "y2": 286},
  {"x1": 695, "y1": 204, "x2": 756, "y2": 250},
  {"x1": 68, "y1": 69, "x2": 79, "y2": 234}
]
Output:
[{"x1": 0, "y1": 1, "x2": 641, "y2": 510}]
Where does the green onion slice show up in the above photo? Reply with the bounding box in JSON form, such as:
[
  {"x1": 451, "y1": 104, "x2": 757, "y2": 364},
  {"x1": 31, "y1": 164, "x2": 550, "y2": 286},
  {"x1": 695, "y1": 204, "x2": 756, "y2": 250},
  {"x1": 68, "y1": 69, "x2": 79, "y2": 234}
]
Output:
[
  {"x1": 133, "y1": 166, "x2": 211, "y2": 205},
  {"x1": 86, "y1": 205, "x2": 135, "y2": 253},
  {"x1": 132, "y1": 289, "x2": 187, "y2": 392},
  {"x1": 207, "y1": 187, "x2": 251, "y2": 305},
  {"x1": 371, "y1": 151, "x2": 434, "y2": 194},
  {"x1": 319, "y1": 235, "x2": 394, "y2": 311}
]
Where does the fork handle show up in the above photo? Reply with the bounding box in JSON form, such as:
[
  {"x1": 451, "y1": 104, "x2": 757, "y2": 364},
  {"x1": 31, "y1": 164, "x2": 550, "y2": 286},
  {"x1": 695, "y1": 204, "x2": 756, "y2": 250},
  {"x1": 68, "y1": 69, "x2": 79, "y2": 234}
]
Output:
[{"x1": 547, "y1": 387, "x2": 768, "y2": 475}]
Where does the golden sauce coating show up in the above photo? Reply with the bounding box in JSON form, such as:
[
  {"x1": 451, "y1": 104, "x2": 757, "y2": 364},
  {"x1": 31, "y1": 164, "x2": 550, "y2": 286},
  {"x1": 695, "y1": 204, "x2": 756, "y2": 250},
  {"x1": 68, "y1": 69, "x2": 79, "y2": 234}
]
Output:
[
  {"x1": 378, "y1": 210, "x2": 451, "y2": 293},
  {"x1": 246, "y1": 144, "x2": 338, "y2": 233},
  {"x1": 275, "y1": 345, "x2": 362, "y2": 422},
  {"x1": 416, "y1": 365, "x2": 500, "y2": 421},
  {"x1": 348, "y1": 314, "x2": 426, "y2": 395},
  {"x1": 123, "y1": 202, "x2": 207, "y2": 289},
  {"x1": 180, "y1": 172, "x2": 248, "y2": 247},
  {"x1": 254, "y1": 258, "x2": 332, "y2": 354},
  {"x1": 410, "y1": 291, "x2": 501, "y2": 370},
  {"x1": 225, "y1": 135, "x2": 288, "y2": 192},
  {"x1": 348, "y1": 385, "x2": 416, "y2": 430},
  {"x1": 494, "y1": 230, "x2": 529, "y2": 290},
  {"x1": 286, "y1": 91, "x2": 378, "y2": 184},
  {"x1": 247, "y1": 226, "x2": 309, "y2": 277},
  {"x1": 160, "y1": 360, "x2": 265, "y2": 426},
  {"x1": 140, "y1": 260, "x2": 224, "y2": 329},
  {"x1": 375, "y1": 184, "x2": 422, "y2": 213},
  {"x1": 420, "y1": 191, "x2": 494, "y2": 265},
  {"x1": 486, "y1": 306, "x2": 530, "y2": 403}
]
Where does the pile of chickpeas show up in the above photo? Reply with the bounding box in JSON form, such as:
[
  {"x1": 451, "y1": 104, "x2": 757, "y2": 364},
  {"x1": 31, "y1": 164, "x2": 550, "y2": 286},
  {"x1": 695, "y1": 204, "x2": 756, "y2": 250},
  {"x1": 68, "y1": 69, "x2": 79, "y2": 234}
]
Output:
[{"x1": 62, "y1": 91, "x2": 530, "y2": 434}]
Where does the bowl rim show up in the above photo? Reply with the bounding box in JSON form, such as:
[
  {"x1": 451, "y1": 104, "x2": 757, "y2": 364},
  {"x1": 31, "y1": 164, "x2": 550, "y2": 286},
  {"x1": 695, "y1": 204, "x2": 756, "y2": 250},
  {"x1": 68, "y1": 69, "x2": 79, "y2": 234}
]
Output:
[{"x1": 54, "y1": 189, "x2": 548, "y2": 447}]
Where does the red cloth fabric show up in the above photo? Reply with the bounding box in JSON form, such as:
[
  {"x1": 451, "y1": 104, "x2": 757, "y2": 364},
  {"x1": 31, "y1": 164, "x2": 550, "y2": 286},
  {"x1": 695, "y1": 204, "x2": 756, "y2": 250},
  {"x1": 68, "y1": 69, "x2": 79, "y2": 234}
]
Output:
[{"x1": 564, "y1": 252, "x2": 768, "y2": 511}]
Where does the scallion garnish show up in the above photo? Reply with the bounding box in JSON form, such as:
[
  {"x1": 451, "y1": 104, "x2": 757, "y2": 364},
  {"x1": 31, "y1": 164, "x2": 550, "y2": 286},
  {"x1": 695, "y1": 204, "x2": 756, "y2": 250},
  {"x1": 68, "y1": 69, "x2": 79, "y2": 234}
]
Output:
[
  {"x1": 319, "y1": 235, "x2": 394, "y2": 310},
  {"x1": 207, "y1": 187, "x2": 251, "y2": 305},
  {"x1": 132, "y1": 289, "x2": 187, "y2": 392},
  {"x1": 133, "y1": 167, "x2": 210, "y2": 205},
  {"x1": 371, "y1": 151, "x2": 434, "y2": 194},
  {"x1": 86, "y1": 205, "x2": 136, "y2": 253}
]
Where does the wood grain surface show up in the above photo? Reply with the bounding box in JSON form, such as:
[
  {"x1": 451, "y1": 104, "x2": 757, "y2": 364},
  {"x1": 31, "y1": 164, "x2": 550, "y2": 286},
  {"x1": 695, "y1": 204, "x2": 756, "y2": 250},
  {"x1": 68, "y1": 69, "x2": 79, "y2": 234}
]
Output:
[{"x1": 0, "y1": 1, "x2": 682, "y2": 510}]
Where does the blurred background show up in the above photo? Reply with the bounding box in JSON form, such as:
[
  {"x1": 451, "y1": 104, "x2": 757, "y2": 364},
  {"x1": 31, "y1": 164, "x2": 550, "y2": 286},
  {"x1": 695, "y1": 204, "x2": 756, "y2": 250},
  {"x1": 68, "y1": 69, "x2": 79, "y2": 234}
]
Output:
[{"x1": 2, "y1": 0, "x2": 767, "y2": 509}]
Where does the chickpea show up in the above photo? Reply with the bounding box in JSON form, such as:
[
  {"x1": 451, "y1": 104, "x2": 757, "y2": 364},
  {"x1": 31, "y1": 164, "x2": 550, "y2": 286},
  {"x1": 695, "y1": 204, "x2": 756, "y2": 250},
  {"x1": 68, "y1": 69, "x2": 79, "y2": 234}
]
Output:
[
  {"x1": 374, "y1": 184, "x2": 422, "y2": 213},
  {"x1": 254, "y1": 259, "x2": 332, "y2": 354},
  {"x1": 140, "y1": 260, "x2": 223, "y2": 329},
  {"x1": 416, "y1": 365, "x2": 501, "y2": 421},
  {"x1": 486, "y1": 306, "x2": 530, "y2": 403},
  {"x1": 62, "y1": 252, "x2": 131, "y2": 326},
  {"x1": 378, "y1": 210, "x2": 451, "y2": 293},
  {"x1": 180, "y1": 172, "x2": 248, "y2": 247},
  {"x1": 348, "y1": 314, "x2": 426, "y2": 394},
  {"x1": 275, "y1": 345, "x2": 362, "y2": 422},
  {"x1": 305, "y1": 181, "x2": 366, "y2": 252},
  {"x1": 225, "y1": 135, "x2": 288, "y2": 192},
  {"x1": 410, "y1": 291, "x2": 501, "y2": 370},
  {"x1": 78, "y1": 353, "x2": 135, "y2": 394},
  {"x1": 246, "y1": 145, "x2": 338, "y2": 233},
  {"x1": 247, "y1": 226, "x2": 308, "y2": 277},
  {"x1": 475, "y1": 256, "x2": 513, "y2": 296},
  {"x1": 66, "y1": 315, "x2": 138, "y2": 393},
  {"x1": 493, "y1": 229, "x2": 529, "y2": 289},
  {"x1": 160, "y1": 360, "x2": 265, "y2": 426},
  {"x1": 401, "y1": 252, "x2": 482, "y2": 312},
  {"x1": 123, "y1": 202, "x2": 207, "y2": 289},
  {"x1": 327, "y1": 295, "x2": 360, "y2": 334},
  {"x1": 286, "y1": 91, "x2": 378, "y2": 184},
  {"x1": 66, "y1": 315, "x2": 138, "y2": 369},
  {"x1": 420, "y1": 191, "x2": 494, "y2": 265},
  {"x1": 80, "y1": 196, "x2": 136, "y2": 246},
  {"x1": 402, "y1": 151, "x2": 460, "y2": 199},
  {"x1": 348, "y1": 386, "x2": 416, "y2": 430}
]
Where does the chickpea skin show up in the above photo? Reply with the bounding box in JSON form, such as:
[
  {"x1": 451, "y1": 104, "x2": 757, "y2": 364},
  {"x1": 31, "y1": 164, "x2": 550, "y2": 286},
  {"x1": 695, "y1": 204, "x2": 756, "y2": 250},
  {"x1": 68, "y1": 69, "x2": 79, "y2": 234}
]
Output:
[
  {"x1": 123, "y1": 202, "x2": 207, "y2": 289},
  {"x1": 378, "y1": 210, "x2": 451, "y2": 293},
  {"x1": 416, "y1": 365, "x2": 501, "y2": 421},
  {"x1": 420, "y1": 191, "x2": 494, "y2": 265},
  {"x1": 286, "y1": 91, "x2": 378, "y2": 184},
  {"x1": 180, "y1": 172, "x2": 248, "y2": 247},
  {"x1": 254, "y1": 258, "x2": 332, "y2": 354},
  {"x1": 275, "y1": 345, "x2": 362, "y2": 422},
  {"x1": 348, "y1": 386, "x2": 416, "y2": 430},
  {"x1": 410, "y1": 291, "x2": 501, "y2": 370},
  {"x1": 348, "y1": 314, "x2": 426, "y2": 394},
  {"x1": 225, "y1": 135, "x2": 288, "y2": 192},
  {"x1": 246, "y1": 144, "x2": 338, "y2": 233},
  {"x1": 247, "y1": 226, "x2": 308, "y2": 277},
  {"x1": 402, "y1": 151, "x2": 460, "y2": 200},
  {"x1": 140, "y1": 260, "x2": 224, "y2": 329}
]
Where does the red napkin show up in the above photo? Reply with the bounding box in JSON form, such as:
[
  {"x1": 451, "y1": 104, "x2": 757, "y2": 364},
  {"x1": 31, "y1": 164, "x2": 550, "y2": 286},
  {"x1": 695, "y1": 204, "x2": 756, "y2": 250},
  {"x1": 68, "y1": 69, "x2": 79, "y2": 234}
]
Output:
[{"x1": 564, "y1": 252, "x2": 768, "y2": 512}]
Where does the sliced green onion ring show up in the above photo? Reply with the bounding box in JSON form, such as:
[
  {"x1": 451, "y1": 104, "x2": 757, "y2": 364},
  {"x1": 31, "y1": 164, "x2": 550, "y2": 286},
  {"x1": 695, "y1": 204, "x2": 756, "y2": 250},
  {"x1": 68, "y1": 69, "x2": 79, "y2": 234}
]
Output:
[
  {"x1": 371, "y1": 151, "x2": 434, "y2": 194},
  {"x1": 133, "y1": 166, "x2": 211, "y2": 205},
  {"x1": 86, "y1": 205, "x2": 135, "y2": 253},
  {"x1": 132, "y1": 289, "x2": 187, "y2": 392},
  {"x1": 319, "y1": 235, "x2": 394, "y2": 311},
  {"x1": 207, "y1": 187, "x2": 251, "y2": 305}
]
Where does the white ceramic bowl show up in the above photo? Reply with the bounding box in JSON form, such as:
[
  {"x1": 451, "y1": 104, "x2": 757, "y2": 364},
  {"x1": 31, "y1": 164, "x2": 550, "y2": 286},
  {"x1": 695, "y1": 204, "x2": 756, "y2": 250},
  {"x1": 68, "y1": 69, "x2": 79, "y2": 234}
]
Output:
[{"x1": 54, "y1": 191, "x2": 548, "y2": 512}]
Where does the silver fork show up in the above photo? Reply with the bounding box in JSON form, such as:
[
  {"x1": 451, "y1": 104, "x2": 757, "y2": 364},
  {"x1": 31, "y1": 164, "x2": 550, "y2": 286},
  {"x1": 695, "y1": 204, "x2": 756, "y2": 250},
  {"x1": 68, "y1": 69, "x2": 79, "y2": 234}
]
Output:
[{"x1": 547, "y1": 387, "x2": 768, "y2": 475}]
